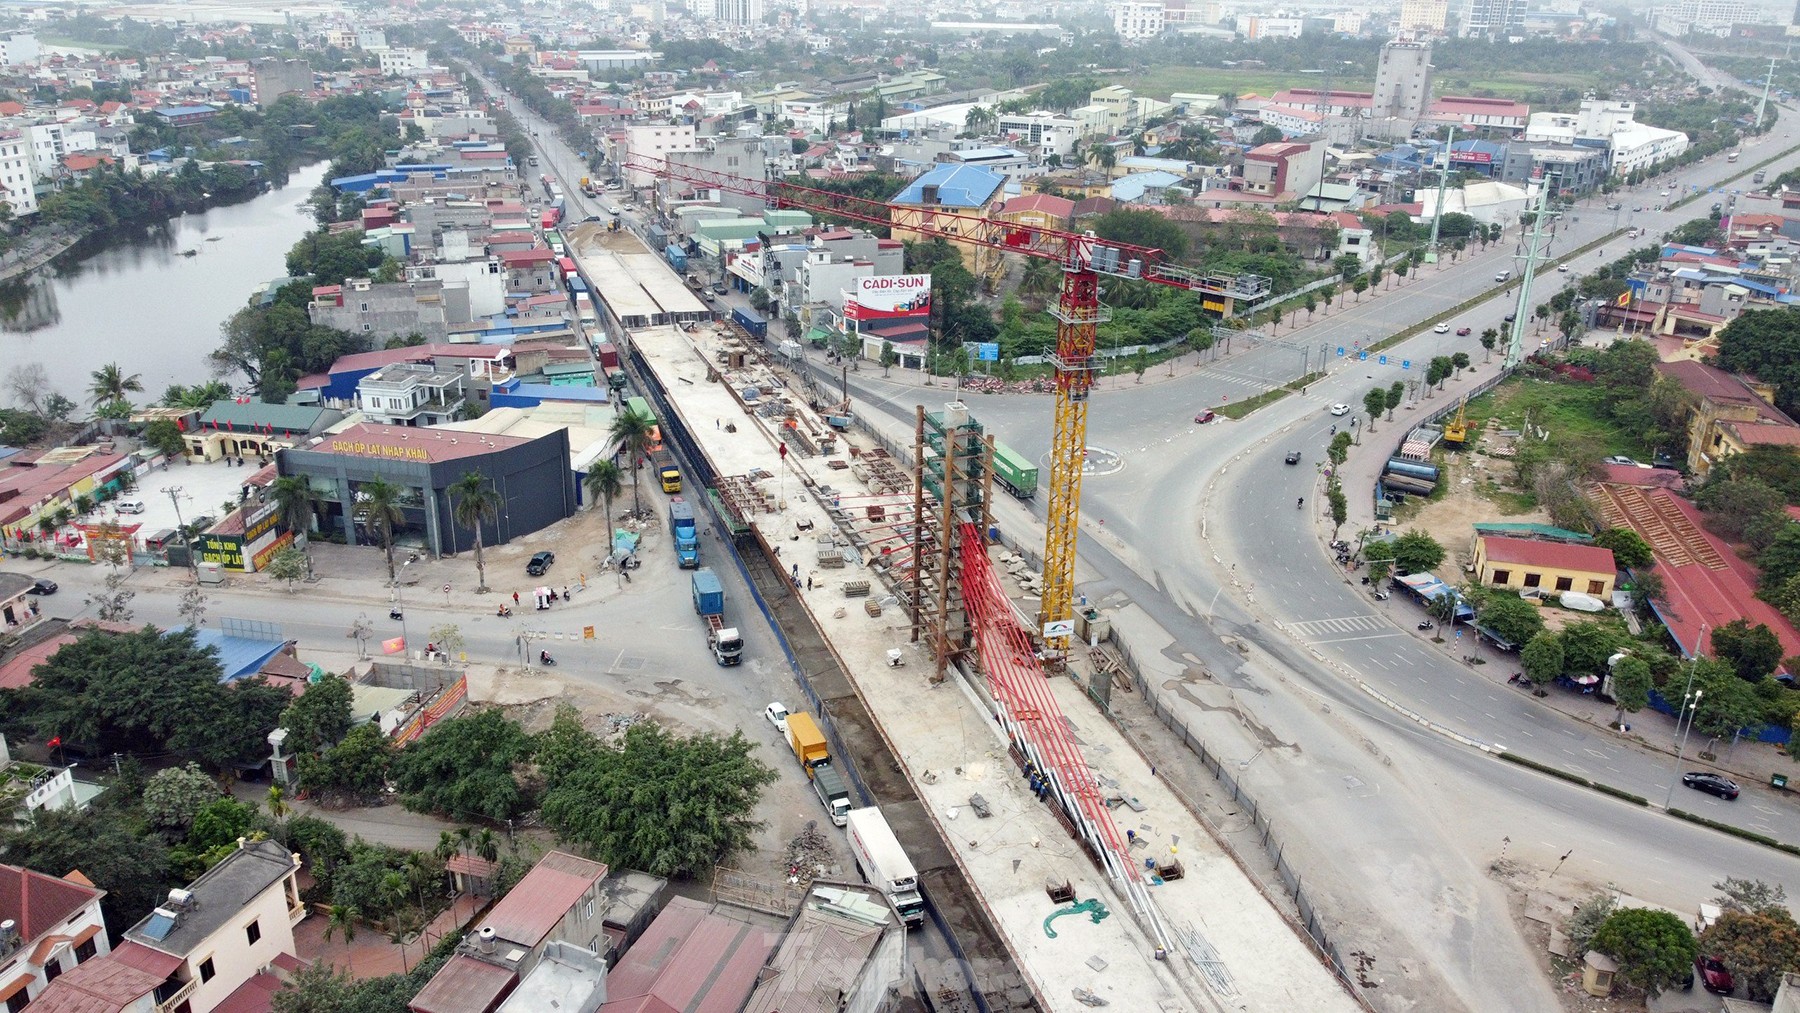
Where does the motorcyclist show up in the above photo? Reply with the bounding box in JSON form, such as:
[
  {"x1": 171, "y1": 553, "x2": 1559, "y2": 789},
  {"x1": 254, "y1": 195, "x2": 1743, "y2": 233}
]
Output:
[
  {"x1": 540, "y1": 650, "x2": 553, "y2": 665},
  {"x1": 1297, "y1": 496, "x2": 1305, "y2": 509}
]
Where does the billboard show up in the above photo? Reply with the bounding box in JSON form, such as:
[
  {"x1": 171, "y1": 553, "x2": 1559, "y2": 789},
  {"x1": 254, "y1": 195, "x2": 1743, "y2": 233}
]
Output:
[
  {"x1": 1449, "y1": 150, "x2": 1492, "y2": 164},
  {"x1": 844, "y1": 273, "x2": 932, "y2": 322}
]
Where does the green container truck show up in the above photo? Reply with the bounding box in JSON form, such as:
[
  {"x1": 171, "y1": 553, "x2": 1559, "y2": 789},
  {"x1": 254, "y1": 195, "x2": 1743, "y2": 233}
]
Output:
[{"x1": 991, "y1": 442, "x2": 1038, "y2": 499}]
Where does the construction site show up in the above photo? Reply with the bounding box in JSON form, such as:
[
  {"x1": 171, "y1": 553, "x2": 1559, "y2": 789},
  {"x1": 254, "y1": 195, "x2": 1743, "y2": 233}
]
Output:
[{"x1": 615, "y1": 311, "x2": 1366, "y2": 1012}]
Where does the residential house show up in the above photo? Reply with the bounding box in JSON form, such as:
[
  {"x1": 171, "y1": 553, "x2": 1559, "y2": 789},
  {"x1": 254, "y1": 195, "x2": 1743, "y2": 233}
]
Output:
[
  {"x1": 356, "y1": 364, "x2": 469, "y2": 427},
  {"x1": 0, "y1": 863, "x2": 108, "y2": 1010},
  {"x1": 595, "y1": 897, "x2": 777, "y2": 1013},
  {"x1": 887, "y1": 163, "x2": 1006, "y2": 281},
  {"x1": 407, "y1": 851, "x2": 609, "y2": 1013},
  {"x1": 1472, "y1": 535, "x2": 1617, "y2": 598},
  {"x1": 0, "y1": 131, "x2": 35, "y2": 216},
  {"x1": 308, "y1": 277, "x2": 454, "y2": 343},
  {"x1": 29, "y1": 839, "x2": 306, "y2": 1013},
  {"x1": 991, "y1": 193, "x2": 1074, "y2": 232},
  {"x1": 1657, "y1": 359, "x2": 1800, "y2": 480}
]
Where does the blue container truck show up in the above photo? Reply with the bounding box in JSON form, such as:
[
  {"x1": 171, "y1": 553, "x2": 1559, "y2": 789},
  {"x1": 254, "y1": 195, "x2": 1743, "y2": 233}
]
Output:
[
  {"x1": 668, "y1": 498, "x2": 699, "y2": 568},
  {"x1": 690, "y1": 568, "x2": 742, "y2": 665},
  {"x1": 665, "y1": 244, "x2": 688, "y2": 271},
  {"x1": 731, "y1": 307, "x2": 767, "y2": 340}
]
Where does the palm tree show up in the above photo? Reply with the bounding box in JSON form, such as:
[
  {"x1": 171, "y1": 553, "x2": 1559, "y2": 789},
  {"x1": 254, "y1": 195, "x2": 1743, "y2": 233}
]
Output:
[
  {"x1": 474, "y1": 828, "x2": 499, "y2": 863},
  {"x1": 87, "y1": 362, "x2": 144, "y2": 409},
  {"x1": 585, "y1": 460, "x2": 624, "y2": 521},
  {"x1": 1018, "y1": 257, "x2": 1058, "y2": 305},
  {"x1": 607, "y1": 411, "x2": 656, "y2": 515},
  {"x1": 1086, "y1": 142, "x2": 1118, "y2": 177},
  {"x1": 323, "y1": 904, "x2": 360, "y2": 944},
  {"x1": 449, "y1": 471, "x2": 501, "y2": 593},
  {"x1": 355, "y1": 476, "x2": 407, "y2": 583},
  {"x1": 268, "y1": 475, "x2": 314, "y2": 546}
]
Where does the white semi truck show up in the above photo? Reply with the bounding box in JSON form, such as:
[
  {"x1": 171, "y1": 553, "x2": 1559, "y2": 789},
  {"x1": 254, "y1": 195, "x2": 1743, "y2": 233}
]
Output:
[{"x1": 844, "y1": 807, "x2": 924, "y2": 925}]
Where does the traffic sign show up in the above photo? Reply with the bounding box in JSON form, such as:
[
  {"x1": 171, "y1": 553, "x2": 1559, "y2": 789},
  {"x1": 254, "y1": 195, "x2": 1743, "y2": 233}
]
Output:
[
  {"x1": 1358, "y1": 351, "x2": 1368, "y2": 360},
  {"x1": 1379, "y1": 355, "x2": 1388, "y2": 366},
  {"x1": 1337, "y1": 346, "x2": 1346, "y2": 357},
  {"x1": 975, "y1": 342, "x2": 1000, "y2": 362}
]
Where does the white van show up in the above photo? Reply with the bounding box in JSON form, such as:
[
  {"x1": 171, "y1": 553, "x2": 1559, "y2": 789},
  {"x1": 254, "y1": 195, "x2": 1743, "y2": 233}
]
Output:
[
  {"x1": 116, "y1": 497, "x2": 146, "y2": 514},
  {"x1": 1494, "y1": 270, "x2": 1511, "y2": 282}
]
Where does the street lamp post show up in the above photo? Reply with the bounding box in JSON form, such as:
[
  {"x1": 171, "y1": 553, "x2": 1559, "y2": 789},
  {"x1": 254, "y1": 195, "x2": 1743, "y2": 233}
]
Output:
[
  {"x1": 1664, "y1": 688, "x2": 1704, "y2": 809},
  {"x1": 394, "y1": 558, "x2": 414, "y2": 657}
]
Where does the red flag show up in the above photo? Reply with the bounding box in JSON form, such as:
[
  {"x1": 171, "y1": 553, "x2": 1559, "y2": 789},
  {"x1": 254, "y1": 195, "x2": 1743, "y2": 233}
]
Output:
[
  {"x1": 778, "y1": 443, "x2": 787, "y2": 459},
  {"x1": 175, "y1": 417, "x2": 186, "y2": 432},
  {"x1": 47, "y1": 736, "x2": 60, "y2": 748}
]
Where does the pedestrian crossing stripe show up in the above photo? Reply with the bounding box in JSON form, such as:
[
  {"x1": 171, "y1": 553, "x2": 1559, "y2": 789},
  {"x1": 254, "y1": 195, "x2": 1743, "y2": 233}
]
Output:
[{"x1": 1288, "y1": 614, "x2": 1386, "y2": 638}]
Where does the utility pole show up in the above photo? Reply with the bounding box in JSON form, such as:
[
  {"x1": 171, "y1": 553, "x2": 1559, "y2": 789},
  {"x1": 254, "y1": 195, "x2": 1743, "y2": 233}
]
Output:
[
  {"x1": 1503, "y1": 176, "x2": 1554, "y2": 370},
  {"x1": 1756, "y1": 56, "x2": 1778, "y2": 131},
  {"x1": 165, "y1": 486, "x2": 197, "y2": 582},
  {"x1": 1426, "y1": 126, "x2": 1457, "y2": 263}
]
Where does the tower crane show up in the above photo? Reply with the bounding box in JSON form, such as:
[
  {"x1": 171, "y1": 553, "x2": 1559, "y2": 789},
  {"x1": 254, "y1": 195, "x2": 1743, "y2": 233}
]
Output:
[{"x1": 625, "y1": 155, "x2": 1271, "y2": 646}]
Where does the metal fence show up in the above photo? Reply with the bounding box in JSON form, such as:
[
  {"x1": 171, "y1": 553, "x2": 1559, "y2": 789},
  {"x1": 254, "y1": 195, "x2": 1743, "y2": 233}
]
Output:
[{"x1": 1103, "y1": 630, "x2": 1372, "y2": 1008}]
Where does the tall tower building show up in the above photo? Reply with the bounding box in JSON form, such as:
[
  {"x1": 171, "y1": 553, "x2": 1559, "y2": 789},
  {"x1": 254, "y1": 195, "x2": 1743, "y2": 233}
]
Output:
[
  {"x1": 1460, "y1": 0, "x2": 1525, "y2": 38},
  {"x1": 1372, "y1": 39, "x2": 1433, "y2": 122}
]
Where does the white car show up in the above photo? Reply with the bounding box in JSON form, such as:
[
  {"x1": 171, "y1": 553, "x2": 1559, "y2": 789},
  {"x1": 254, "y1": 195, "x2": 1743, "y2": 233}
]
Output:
[
  {"x1": 1433, "y1": 323, "x2": 1450, "y2": 333},
  {"x1": 606, "y1": 205, "x2": 624, "y2": 215},
  {"x1": 764, "y1": 702, "x2": 790, "y2": 735},
  {"x1": 1557, "y1": 264, "x2": 1570, "y2": 272},
  {"x1": 1329, "y1": 403, "x2": 1351, "y2": 416}
]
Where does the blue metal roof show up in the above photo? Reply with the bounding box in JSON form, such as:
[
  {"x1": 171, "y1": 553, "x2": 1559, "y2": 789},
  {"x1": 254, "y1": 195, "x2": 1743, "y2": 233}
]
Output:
[
  {"x1": 188, "y1": 628, "x2": 285, "y2": 683},
  {"x1": 1111, "y1": 170, "x2": 1186, "y2": 203},
  {"x1": 891, "y1": 163, "x2": 1005, "y2": 208}
]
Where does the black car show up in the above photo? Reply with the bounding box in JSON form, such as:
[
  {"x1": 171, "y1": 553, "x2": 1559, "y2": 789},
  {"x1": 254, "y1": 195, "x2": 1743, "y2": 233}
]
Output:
[
  {"x1": 526, "y1": 550, "x2": 555, "y2": 576},
  {"x1": 1682, "y1": 771, "x2": 1740, "y2": 800},
  {"x1": 1284, "y1": 451, "x2": 1301, "y2": 465},
  {"x1": 25, "y1": 579, "x2": 55, "y2": 595}
]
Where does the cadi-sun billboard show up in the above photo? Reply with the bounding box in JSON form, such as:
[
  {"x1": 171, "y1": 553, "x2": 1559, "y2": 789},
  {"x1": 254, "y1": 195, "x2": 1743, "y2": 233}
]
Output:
[{"x1": 844, "y1": 273, "x2": 932, "y2": 321}]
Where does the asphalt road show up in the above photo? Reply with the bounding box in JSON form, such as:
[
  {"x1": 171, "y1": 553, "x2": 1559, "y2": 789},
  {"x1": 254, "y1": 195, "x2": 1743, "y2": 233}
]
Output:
[{"x1": 471, "y1": 61, "x2": 1800, "y2": 1008}]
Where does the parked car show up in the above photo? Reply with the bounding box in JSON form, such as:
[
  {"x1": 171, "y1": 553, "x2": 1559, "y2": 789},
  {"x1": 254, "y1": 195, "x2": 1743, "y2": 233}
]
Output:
[
  {"x1": 527, "y1": 550, "x2": 556, "y2": 576},
  {"x1": 1605, "y1": 202, "x2": 1622, "y2": 211},
  {"x1": 582, "y1": 214, "x2": 601, "y2": 223},
  {"x1": 1194, "y1": 410, "x2": 1216, "y2": 424},
  {"x1": 1603, "y1": 455, "x2": 1640, "y2": 467},
  {"x1": 1284, "y1": 451, "x2": 1302, "y2": 465},
  {"x1": 1557, "y1": 265, "x2": 1570, "y2": 273},
  {"x1": 1329, "y1": 403, "x2": 1350, "y2": 416},
  {"x1": 764, "y1": 702, "x2": 790, "y2": 735},
  {"x1": 1455, "y1": 327, "x2": 1472, "y2": 336},
  {"x1": 26, "y1": 579, "x2": 55, "y2": 595},
  {"x1": 1682, "y1": 771, "x2": 1740, "y2": 800},
  {"x1": 1433, "y1": 323, "x2": 1450, "y2": 333},
  {"x1": 1690, "y1": 955, "x2": 1735, "y2": 995}
]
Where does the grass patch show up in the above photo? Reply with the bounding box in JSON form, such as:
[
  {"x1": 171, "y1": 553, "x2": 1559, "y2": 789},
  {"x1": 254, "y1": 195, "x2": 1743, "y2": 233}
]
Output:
[
  {"x1": 1485, "y1": 378, "x2": 1633, "y2": 450},
  {"x1": 1217, "y1": 386, "x2": 1293, "y2": 419},
  {"x1": 1116, "y1": 67, "x2": 1373, "y2": 101},
  {"x1": 1482, "y1": 485, "x2": 1539, "y2": 515}
]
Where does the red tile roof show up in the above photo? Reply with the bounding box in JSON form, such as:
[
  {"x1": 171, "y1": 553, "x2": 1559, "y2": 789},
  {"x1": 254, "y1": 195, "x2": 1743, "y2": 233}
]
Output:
[
  {"x1": 1656, "y1": 360, "x2": 1794, "y2": 425},
  {"x1": 307, "y1": 423, "x2": 530, "y2": 465},
  {"x1": 1480, "y1": 535, "x2": 1614, "y2": 573},
  {"x1": 407, "y1": 954, "x2": 517, "y2": 1013},
  {"x1": 476, "y1": 851, "x2": 605, "y2": 948},
  {"x1": 24, "y1": 956, "x2": 160, "y2": 1013},
  {"x1": 108, "y1": 941, "x2": 182, "y2": 978},
  {"x1": 0, "y1": 866, "x2": 100, "y2": 944},
  {"x1": 994, "y1": 193, "x2": 1073, "y2": 219},
  {"x1": 499, "y1": 248, "x2": 556, "y2": 265},
  {"x1": 598, "y1": 898, "x2": 775, "y2": 1013},
  {"x1": 209, "y1": 971, "x2": 284, "y2": 1013}
]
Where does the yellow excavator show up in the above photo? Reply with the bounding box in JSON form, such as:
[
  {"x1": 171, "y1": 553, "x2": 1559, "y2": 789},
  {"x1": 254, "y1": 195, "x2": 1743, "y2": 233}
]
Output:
[{"x1": 1443, "y1": 398, "x2": 1469, "y2": 446}]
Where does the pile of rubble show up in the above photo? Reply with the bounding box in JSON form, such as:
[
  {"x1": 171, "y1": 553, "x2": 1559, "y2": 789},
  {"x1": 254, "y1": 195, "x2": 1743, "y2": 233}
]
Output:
[{"x1": 783, "y1": 821, "x2": 835, "y2": 886}]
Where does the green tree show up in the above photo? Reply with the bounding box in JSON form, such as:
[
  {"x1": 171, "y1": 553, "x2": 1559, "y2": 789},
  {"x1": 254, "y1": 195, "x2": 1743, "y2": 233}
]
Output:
[
  {"x1": 1699, "y1": 479, "x2": 1787, "y2": 541},
  {"x1": 354, "y1": 476, "x2": 406, "y2": 583},
  {"x1": 1479, "y1": 594, "x2": 1547, "y2": 646},
  {"x1": 1712, "y1": 619, "x2": 1784, "y2": 682},
  {"x1": 1385, "y1": 382, "x2": 1404, "y2": 421},
  {"x1": 1090, "y1": 207, "x2": 1189, "y2": 260},
  {"x1": 584, "y1": 460, "x2": 623, "y2": 521},
  {"x1": 264, "y1": 545, "x2": 308, "y2": 592},
  {"x1": 87, "y1": 362, "x2": 144, "y2": 409},
  {"x1": 1362, "y1": 388, "x2": 1386, "y2": 430},
  {"x1": 1692, "y1": 662, "x2": 1766, "y2": 753},
  {"x1": 390, "y1": 709, "x2": 533, "y2": 822},
  {"x1": 1521, "y1": 633, "x2": 1565, "y2": 687},
  {"x1": 1713, "y1": 877, "x2": 1789, "y2": 914},
  {"x1": 1700, "y1": 908, "x2": 1800, "y2": 1002},
  {"x1": 0, "y1": 805, "x2": 174, "y2": 929},
  {"x1": 268, "y1": 474, "x2": 315, "y2": 546},
  {"x1": 1717, "y1": 306, "x2": 1800, "y2": 416},
  {"x1": 142, "y1": 418, "x2": 187, "y2": 459},
  {"x1": 297, "y1": 723, "x2": 393, "y2": 806},
  {"x1": 280, "y1": 673, "x2": 354, "y2": 755},
  {"x1": 1590, "y1": 907, "x2": 1697, "y2": 995},
  {"x1": 608, "y1": 409, "x2": 656, "y2": 515},
  {"x1": 1592, "y1": 528, "x2": 1654, "y2": 570},
  {"x1": 1480, "y1": 328, "x2": 1498, "y2": 362},
  {"x1": 1250, "y1": 125, "x2": 1284, "y2": 146},
  {"x1": 142, "y1": 763, "x2": 222, "y2": 835},
  {"x1": 1610, "y1": 656, "x2": 1653, "y2": 729},
  {"x1": 540, "y1": 721, "x2": 777, "y2": 878},
  {"x1": 448, "y1": 471, "x2": 501, "y2": 593},
  {"x1": 1391, "y1": 530, "x2": 1445, "y2": 575},
  {"x1": 1352, "y1": 276, "x2": 1370, "y2": 302}
]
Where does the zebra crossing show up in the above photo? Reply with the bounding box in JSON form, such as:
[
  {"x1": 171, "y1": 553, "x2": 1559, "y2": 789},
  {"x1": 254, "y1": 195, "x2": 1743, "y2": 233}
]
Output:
[
  {"x1": 1194, "y1": 364, "x2": 1277, "y2": 390},
  {"x1": 1286, "y1": 614, "x2": 1393, "y2": 640}
]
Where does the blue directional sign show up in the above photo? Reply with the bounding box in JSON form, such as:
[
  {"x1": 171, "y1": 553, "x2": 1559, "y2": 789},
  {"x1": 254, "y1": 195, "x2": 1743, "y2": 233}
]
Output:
[
  {"x1": 1402, "y1": 359, "x2": 1412, "y2": 370},
  {"x1": 975, "y1": 342, "x2": 1000, "y2": 362},
  {"x1": 1358, "y1": 351, "x2": 1368, "y2": 361},
  {"x1": 1337, "y1": 346, "x2": 1346, "y2": 357},
  {"x1": 1379, "y1": 355, "x2": 1388, "y2": 366}
]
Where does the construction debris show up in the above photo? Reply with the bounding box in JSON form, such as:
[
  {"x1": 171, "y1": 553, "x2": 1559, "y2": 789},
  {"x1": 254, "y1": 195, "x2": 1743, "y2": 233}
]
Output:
[{"x1": 783, "y1": 821, "x2": 835, "y2": 886}]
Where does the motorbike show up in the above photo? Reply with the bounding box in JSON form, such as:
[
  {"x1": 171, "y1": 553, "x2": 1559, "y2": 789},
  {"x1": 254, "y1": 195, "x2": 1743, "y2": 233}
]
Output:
[
  {"x1": 1508, "y1": 672, "x2": 1529, "y2": 686},
  {"x1": 1417, "y1": 621, "x2": 1435, "y2": 631},
  {"x1": 496, "y1": 606, "x2": 513, "y2": 618},
  {"x1": 538, "y1": 653, "x2": 558, "y2": 667},
  {"x1": 389, "y1": 608, "x2": 404, "y2": 621}
]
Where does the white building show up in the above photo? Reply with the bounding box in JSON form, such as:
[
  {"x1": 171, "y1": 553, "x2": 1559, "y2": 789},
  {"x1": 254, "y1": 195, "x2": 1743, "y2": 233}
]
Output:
[
  {"x1": 1371, "y1": 38, "x2": 1433, "y2": 124},
  {"x1": 998, "y1": 110, "x2": 1085, "y2": 156},
  {"x1": 779, "y1": 100, "x2": 838, "y2": 134},
  {"x1": 0, "y1": 33, "x2": 38, "y2": 66},
  {"x1": 1111, "y1": 0, "x2": 1167, "y2": 39},
  {"x1": 1243, "y1": 14, "x2": 1306, "y2": 38},
  {"x1": 1651, "y1": 0, "x2": 1756, "y2": 35},
  {"x1": 0, "y1": 863, "x2": 108, "y2": 1010},
  {"x1": 1460, "y1": 0, "x2": 1525, "y2": 37},
  {"x1": 378, "y1": 47, "x2": 430, "y2": 76},
  {"x1": 355, "y1": 28, "x2": 388, "y2": 50},
  {"x1": 22, "y1": 121, "x2": 63, "y2": 179},
  {"x1": 622, "y1": 123, "x2": 699, "y2": 186},
  {"x1": 708, "y1": 0, "x2": 765, "y2": 24},
  {"x1": 1610, "y1": 124, "x2": 1692, "y2": 176},
  {"x1": 1525, "y1": 100, "x2": 1692, "y2": 176},
  {"x1": 0, "y1": 130, "x2": 38, "y2": 216}
]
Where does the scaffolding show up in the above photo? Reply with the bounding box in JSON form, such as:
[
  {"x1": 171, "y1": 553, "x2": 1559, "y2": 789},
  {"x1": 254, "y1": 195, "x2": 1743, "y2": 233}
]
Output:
[{"x1": 911, "y1": 402, "x2": 994, "y2": 683}]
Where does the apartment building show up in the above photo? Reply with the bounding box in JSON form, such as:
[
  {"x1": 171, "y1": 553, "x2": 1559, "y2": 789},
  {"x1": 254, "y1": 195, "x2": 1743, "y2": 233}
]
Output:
[
  {"x1": 0, "y1": 130, "x2": 37, "y2": 216},
  {"x1": 1110, "y1": 0, "x2": 1167, "y2": 39},
  {"x1": 355, "y1": 363, "x2": 469, "y2": 427}
]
